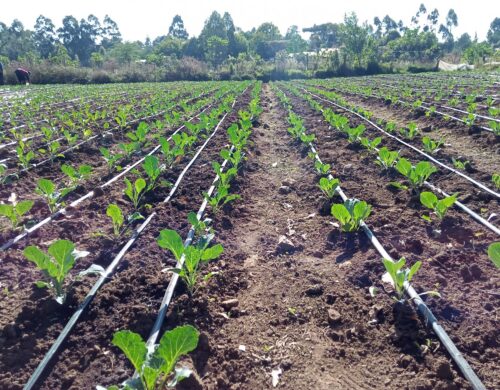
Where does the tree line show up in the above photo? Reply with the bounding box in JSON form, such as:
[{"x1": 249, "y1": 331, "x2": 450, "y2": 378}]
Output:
[{"x1": 0, "y1": 4, "x2": 499, "y2": 83}]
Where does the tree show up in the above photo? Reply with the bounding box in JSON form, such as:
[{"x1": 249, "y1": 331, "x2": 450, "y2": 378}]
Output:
[
  {"x1": 455, "y1": 33, "x2": 472, "y2": 52},
  {"x1": 205, "y1": 36, "x2": 228, "y2": 67},
  {"x1": 426, "y1": 9, "x2": 439, "y2": 33},
  {"x1": 168, "y1": 15, "x2": 188, "y2": 40},
  {"x1": 487, "y1": 18, "x2": 500, "y2": 48},
  {"x1": 111, "y1": 41, "x2": 142, "y2": 64},
  {"x1": 285, "y1": 25, "x2": 307, "y2": 53},
  {"x1": 3, "y1": 20, "x2": 36, "y2": 60},
  {"x1": 463, "y1": 41, "x2": 493, "y2": 64},
  {"x1": 58, "y1": 15, "x2": 103, "y2": 65},
  {"x1": 101, "y1": 15, "x2": 122, "y2": 49},
  {"x1": 252, "y1": 22, "x2": 282, "y2": 59},
  {"x1": 33, "y1": 15, "x2": 57, "y2": 58},
  {"x1": 303, "y1": 23, "x2": 340, "y2": 48},
  {"x1": 340, "y1": 13, "x2": 372, "y2": 67},
  {"x1": 445, "y1": 9, "x2": 458, "y2": 39}
]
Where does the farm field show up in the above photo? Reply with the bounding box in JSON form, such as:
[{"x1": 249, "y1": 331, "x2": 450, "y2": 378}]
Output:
[{"x1": 0, "y1": 72, "x2": 499, "y2": 389}]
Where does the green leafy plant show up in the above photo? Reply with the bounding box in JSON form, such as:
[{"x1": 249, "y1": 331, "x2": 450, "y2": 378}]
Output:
[
  {"x1": 104, "y1": 325, "x2": 199, "y2": 390},
  {"x1": 158, "y1": 229, "x2": 224, "y2": 294},
  {"x1": 187, "y1": 211, "x2": 213, "y2": 237},
  {"x1": 23, "y1": 239, "x2": 89, "y2": 304},
  {"x1": 382, "y1": 257, "x2": 422, "y2": 301},
  {"x1": 100, "y1": 147, "x2": 123, "y2": 173},
  {"x1": 143, "y1": 155, "x2": 166, "y2": 191},
  {"x1": 422, "y1": 137, "x2": 444, "y2": 154},
  {"x1": 345, "y1": 124, "x2": 365, "y2": 144},
  {"x1": 36, "y1": 178, "x2": 74, "y2": 213},
  {"x1": 205, "y1": 184, "x2": 240, "y2": 214},
  {"x1": 382, "y1": 257, "x2": 440, "y2": 301},
  {"x1": 375, "y1": 147, "x2": 400, "y2": 170},
  {"x1": 396, "y1": 159, "x2": 437, "y2": 189},
  {"x1": 107, "y1": 204, "x2": 124, "y2": 237},
  {"x1": 452, "y1": 158, "x2": 470, "y2": 171},
  {"x1": 126, "y1": 122, "x2": 150, "y2": 145},
  {"x1": 399, "y1": 123, "x2": 419, "y2": 139},
  {"x1": 492, "y1": 173, "x2": 500, "y2": 190},
  {"x1": 420, "y1": 191, "x2": 457, "y2": 221},
  {"x1": 124, "y1": 177, "x2": 147, "y2": 209},
  {"x1": 314, "y1": 160, "x2": 331, "y2": 175},
  {"x1": 487, "y1": 242, "x2": 500, "y2": 268},
  {"x1": 61, "y1": 164, "x2": 93, "y2": 185},
  {"x1": 318, "y1": 177, "x2": 340, "y2": 199},
  {"x1": 0, "y1": 193, "x2": 34, "y2": 230},
  {"x1": 16, "y1": 140, "x2": 35, "y2": 169},
  {"x1": 331, "y1": 199, "x2": 371, "y2": 232},
  {"x1": 360, "y1": 136, "x2": 382, "y2": 152}
]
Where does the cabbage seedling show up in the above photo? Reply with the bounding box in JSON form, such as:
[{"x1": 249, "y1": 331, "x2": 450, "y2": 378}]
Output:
[
  {"x1": 488, "y1": 242, "x2": 500, "y2": 268},
  {"x1": 314, "y1": 160, "x2": 331, "y2": 175},
  {"x1": 331, "y1": 199, "x2": 371, "y2": 232},
  {"x1": 0, "y1": 193, "x2": 34, "y2": 229},
  {"x1": 345, "y1": 124, "x2": 365, "y2": 144},
  {"x1": 124, "y1": 177, "x2": 147, "y2": 210},
  {"x1": 106, "y1": 204, "x2": 124, "y2": 236},
  {"x1": 36, "y1": 178, "x2": 74, "y2": 213},
  {"x1": 61, "y1": 164, "x2": 93, "y2": 185},
  {"x1": 99, "y1": 147, "x2": 123, "y2": 173},
  {"x1": 23, "y1": 239, "x2": 89, "y2": 304},
  {"x1": 382, "y1": 257, "x2": 440, "y2": 302},
  {"x1": 420, "y1": 191, "x2": 457, "y2": 221},
  {"x1": 396, "y1": 158, "x2": 437, "y2": 189},
  {"x1": 492, "y1": 173, "x2": 500, "y2": 190},
  {"x1": 360, "y1": 136, "x2": 381, "y2": 152},
  {"x1": 375, "y1": 147, "x2": 399, "y2": 170},
  {"x1": 158, "y1": 229, "x2": 224, "y2": 294},
  {"x1": 104, "y1": 325, "x2": 199, "y2": 390},
  {"x1": 422, "y1": 137, "x2": 444, "y2": 155},
  {"x1": 205, "y1": 184, "x2": 240, "y2": 214},
  {"x1": 318, "y1": 177, "x2": 340, "y2": 199},
  {"x1": 143, "y1": 155, "x2": 166, "y2": 191}
]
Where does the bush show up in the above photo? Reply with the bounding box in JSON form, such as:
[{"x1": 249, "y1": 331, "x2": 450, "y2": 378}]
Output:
[{"x1": 90, "y1": 70, "x2": 113, "y2": 84}]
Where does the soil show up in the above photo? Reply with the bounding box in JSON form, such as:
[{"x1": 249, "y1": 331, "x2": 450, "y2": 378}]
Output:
[{"x1": 0, "y1": 82, "x2": 498, "y2": 390}]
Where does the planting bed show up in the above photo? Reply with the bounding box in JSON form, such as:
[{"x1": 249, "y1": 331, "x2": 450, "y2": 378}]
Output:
[{"x1": 0, "y1": 74, "x2": 498, "y2": 390}]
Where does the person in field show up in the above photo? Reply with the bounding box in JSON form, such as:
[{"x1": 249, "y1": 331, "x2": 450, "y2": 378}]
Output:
[
  {"x1": 0, "y1": 62, "x2": 4, "y2": 85},
  {"x1": 15, "y1": 68, "x2": 31, "y2": 85}
]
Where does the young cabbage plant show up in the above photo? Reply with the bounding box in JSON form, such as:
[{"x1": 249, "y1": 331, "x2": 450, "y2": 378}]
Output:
[
  {"x1": 100, "y1": 147, "x2": 123, "y2": 172},
  {"x1": 220, "y1": 148, "x2": 243, "y2": 170},
  {"x1": 36, "y1": 178, "x2": 74, "y2": 213},
  {"x1": 158, "y1": 229, "x2": 224, "y2": 294},
  {"x1": 492, "y1": 173, "x2": 500, "y2": 190},
  {"x1": 126, "y1": 122, "x2": 150, "y2": 145},
  {"x1": 143, "y1": 155, "x2": 166, "y2": 192},
  {"x1": 118, "y1": 141, "x2": 139, "y2": 158},
  {"x1": 382, "y1": 257, "x2": 439, "y2": 302},
  {"x1": 205, "y1": 184, "x2": 240, "y2": 214},
  {"x1": 0, "y1": 193, "x2": 34, "y2": 230},
  {"x1": 331, "y1": 199, "x2": 372, "y2": 232},
  {"x1": 345, "y1": 124, "x2": 365, "y2": 144},
  {"x1": 23, "y1": 239, "x2": 89, "y2": 304},
  {"x1": 420, "y1": 191, "x2": 457, "y2": 221},
  {"x1": 399, "y1": 123, "x2": 419, "y2": 139},
  {"x1": 422, "y1": 137, "x2": 444, "y2": 155},
  {"x1": 395, "y1": 158, "x2": 437, "y2": 190},
  {"x1": 488, "y1": 242, "x2": 500, "y2": 268},
  {"x1": 124, "y1": 177, "x2": 147, "y2": 210},
  {"x1": 103, "y1": 325, "x2": 199, "y2": 390},
  {"x1": 318, "y1": 177, "x2": 340, "y2": 199},
  {"x1": 314, "y1": 160, "x2": 331, "y2": 175},
  {"x1": 187, "y1": 211, "x2": 213, "y2": 238},
  {"x1": 360, "y1": 136, "x2": 382, "y2": 152},
  {"x1": 452, "y1": 158, "x2": 470, "y2": 171},
  {"x1": 16, "y1": 140, "x2": 35, "y2": 169},
  {"x1": 375, "y1": 147, "x2": 399, "y2": 170},
  {"x1": 61, "y1": 164, "x2": 93, "y2": 186},
  {"x1": 106, "y1": 204, "x2": 124, "y2": 237}
]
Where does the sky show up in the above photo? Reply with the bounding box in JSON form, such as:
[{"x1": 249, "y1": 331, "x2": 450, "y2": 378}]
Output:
[{"x1": 1, "y1": 0, "x2": 498, "y2": 42}]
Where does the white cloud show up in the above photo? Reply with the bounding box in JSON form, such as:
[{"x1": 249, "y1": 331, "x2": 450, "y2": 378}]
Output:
[{"x1": 1, "y1": 0, "x2": 498, "y2": 42}]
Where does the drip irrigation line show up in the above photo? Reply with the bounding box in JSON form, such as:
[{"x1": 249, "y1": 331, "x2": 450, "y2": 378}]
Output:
[
  {"x1": 301, "y1": 88, "x2": 500, "y2": 200},
  {"x1": 22, "y1": 91, "x2": 245, "y2": 390},
  {"x1": 277, "y1": 87, "x2": 485, "y2": 390},
  {"x1": 296, "y1": 88, "x2": 500, "y2": 236}
]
